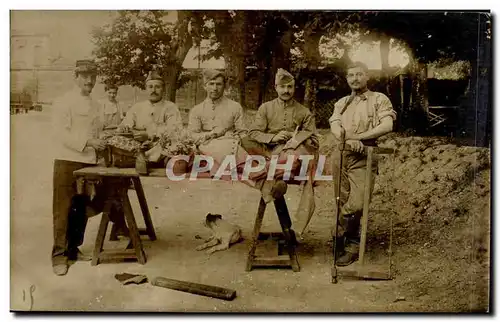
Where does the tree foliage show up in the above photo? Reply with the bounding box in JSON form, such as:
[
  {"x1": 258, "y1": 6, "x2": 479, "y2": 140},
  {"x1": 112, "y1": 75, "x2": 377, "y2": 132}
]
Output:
[
  {"x1": 91, "y1": 9, "x2": 490, "y2": 122},
  {"x1": 358, "y1": 11, "x2": 490, "y2": 63},
  {"x1": 91, "y1": 10, "x2": 201, "y2": 101}
]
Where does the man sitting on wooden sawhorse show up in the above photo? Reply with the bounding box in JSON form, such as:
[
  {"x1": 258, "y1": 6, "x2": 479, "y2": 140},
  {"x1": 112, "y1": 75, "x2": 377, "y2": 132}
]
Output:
[
  {"x1": 241, "y1": 68, "x2": 319, "y2": 272},
  {"x1": 328, "y1": 61, "x2": 396, "y2": 281}
]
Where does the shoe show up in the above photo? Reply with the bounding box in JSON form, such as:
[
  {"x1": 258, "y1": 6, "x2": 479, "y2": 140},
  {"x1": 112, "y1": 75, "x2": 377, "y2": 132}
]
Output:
[
  {"x1": 53, "y1": 263, "x2": 68, "y2": 276},
  {"x1": 336, "y1": 251, "x2": 359, "y2": 267},
  {"x1": 67, "y1": 248, "x2": 92, "y2": 261}
]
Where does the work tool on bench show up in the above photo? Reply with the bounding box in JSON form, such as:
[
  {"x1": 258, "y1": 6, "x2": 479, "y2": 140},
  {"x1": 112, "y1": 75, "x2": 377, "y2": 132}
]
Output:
[{"x1": 331, "y1": 133, "x2": 396, "y2": 283}]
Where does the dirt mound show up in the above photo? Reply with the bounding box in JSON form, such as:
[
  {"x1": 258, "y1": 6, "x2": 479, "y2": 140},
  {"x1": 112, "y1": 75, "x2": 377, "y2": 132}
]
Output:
[{"x1": 315, "y1": 131, "x2": 490, "y2": 311}]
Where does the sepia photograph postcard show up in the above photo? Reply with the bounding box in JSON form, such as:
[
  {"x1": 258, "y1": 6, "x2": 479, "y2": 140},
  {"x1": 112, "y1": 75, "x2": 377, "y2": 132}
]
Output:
[{"x1": 9, "y1": 8, "x2": 492, "y2": 313}]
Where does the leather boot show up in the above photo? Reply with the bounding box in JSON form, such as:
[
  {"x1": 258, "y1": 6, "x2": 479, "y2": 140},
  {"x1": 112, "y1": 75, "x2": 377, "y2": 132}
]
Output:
[
  {"x1": 337, "y1": 214, "x2": 360, "y2": 266},
  {"x1": 344, "y1": 213, "x2": 361, "y2": 241},
  {"x1": 333, "y1": 236, "x2": 346, "y2": 258},
  {"x1": 336, "y1": 250, "x2": 359, "y2": 267}
]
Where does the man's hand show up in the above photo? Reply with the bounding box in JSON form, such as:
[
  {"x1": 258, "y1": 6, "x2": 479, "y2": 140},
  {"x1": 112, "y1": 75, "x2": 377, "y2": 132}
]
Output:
[
  {"x1": 344, "y1": 131, "x2": 359, "y2": 140},
  {"x1": 117, "y1": 125, "x2": 131, "y2": 133},
  {"x1": 346, "y1": 139, "x2": 365, "y2": 154},
  {"x1": 86, "y1": 139, "x2": 107, "y2": 151},
  {"x1": 271, "y1": 131, "x2": 293, "y2": 143},
  {"x1": 133, "y1": 131, "x2": 149, "y2": 142},
  {"x1": 195, "y1": 132, "x2": 215, "y2": 145},
  {"x1": 282, "y1": 137, "x2": 298, "y2": 150},
  {"x1": 212, "y1": 127, "x2": 226, "y2": 138}
]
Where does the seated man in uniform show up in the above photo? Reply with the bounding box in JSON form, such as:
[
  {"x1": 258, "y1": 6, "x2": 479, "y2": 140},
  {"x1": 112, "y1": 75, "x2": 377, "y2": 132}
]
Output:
[
  {"x1": 240, "y1": 68, "x2": 319, "y2": 237},
  {"x1": 118, "y1": 69, "x2": 183, "y2": 143},
  {"x1": 116, "y1": 69, "x2": 184, "y2": 171},
  {"x1": 187, "y1": 69, "x2": 249, "y2": 181}
]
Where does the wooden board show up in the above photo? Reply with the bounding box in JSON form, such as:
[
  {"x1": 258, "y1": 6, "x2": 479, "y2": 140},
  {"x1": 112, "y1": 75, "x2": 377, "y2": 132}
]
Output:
[{"x1": 74, "y1": 167, "x2": 167, "y2": 178}]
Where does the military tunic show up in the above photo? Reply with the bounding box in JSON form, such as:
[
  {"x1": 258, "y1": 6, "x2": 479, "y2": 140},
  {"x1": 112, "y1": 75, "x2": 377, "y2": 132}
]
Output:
[
  {"x1": 242, "y1": 97, "x2": 319, "y2": 236},
  {"x1": 188, "y1": 96, "x2": 249, "y2": 172},
  {"x1": 120, "y1": 99, "x2": 183, "y2": 139},
  {"x1": 248, "y1": 98, "x2": 317, "y2": 149}
]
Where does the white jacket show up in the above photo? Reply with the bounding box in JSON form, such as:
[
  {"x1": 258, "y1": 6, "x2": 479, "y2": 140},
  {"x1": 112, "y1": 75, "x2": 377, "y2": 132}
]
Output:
[{"x1": 51, "y1": 87, "x2": 102, "y2": 164}]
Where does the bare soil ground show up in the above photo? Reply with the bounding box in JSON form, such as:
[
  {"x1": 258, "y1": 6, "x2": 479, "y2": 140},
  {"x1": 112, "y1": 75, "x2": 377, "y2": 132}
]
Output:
[{"x1": 10, "y1": 111, "x2": 490, "y2": 312}]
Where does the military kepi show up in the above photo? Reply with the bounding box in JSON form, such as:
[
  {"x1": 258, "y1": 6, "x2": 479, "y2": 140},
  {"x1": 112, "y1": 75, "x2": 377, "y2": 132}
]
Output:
[
  {"x1": 203, "y1": 69, "x2": 225, "y2": 84},
  {"x1": 275, "y1": 68, "x2": 294, "y2": 85},
  {"x1": 146, "y1": 69, "x2": 164, "y2": 83},
  {"x1": 75, "y1": 59, "x2": 97, "y2": 74}
]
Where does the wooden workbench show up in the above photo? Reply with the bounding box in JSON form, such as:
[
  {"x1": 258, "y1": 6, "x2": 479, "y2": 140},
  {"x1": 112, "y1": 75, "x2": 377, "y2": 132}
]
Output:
[
  {"x1": 75, "y1": 166, "x2": 301, "y2": 272},
  {"x1": 74, "y1": 167, "x2": 161, "y2": 265}
]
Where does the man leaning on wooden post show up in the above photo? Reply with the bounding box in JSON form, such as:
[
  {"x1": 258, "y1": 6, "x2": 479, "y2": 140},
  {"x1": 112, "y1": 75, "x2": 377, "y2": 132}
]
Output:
[
  {"x1": 329, "y1": 61, "x2": 396, "y2": 267},
  {"x1": 50, "y1": 59, "x2": 106, "y2": 276}
]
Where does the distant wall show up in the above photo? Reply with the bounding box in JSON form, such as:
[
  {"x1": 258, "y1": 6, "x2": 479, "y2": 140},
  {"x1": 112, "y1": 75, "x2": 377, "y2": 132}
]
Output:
[{"x1": 10, "y1": 68, "x2": 210, "y2": 124}]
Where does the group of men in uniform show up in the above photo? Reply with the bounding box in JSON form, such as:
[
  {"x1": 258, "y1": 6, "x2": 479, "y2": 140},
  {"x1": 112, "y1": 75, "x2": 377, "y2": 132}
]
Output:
[{"x1": 50, "y1": 58, "x2": 396, "y2": 276}]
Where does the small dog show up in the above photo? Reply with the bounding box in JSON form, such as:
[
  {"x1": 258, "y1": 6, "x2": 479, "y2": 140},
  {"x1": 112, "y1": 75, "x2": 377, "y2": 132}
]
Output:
[{"x1": 196, "y1": 213, "x2": 243, "y2": 254}]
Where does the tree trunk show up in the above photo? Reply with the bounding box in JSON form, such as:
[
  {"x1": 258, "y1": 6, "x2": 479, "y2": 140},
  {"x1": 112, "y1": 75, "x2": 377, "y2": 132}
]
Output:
[
  {"x1": 232, "y1": 11, "x2": 248, "y2": 106},
  {"x1": 302, "y1": 23, "x2": 322, "y2": 112},
  {"x1": 459, "y1": 13, "x2": 491, "y2": 147},
  {"x1": 259, "y1": 25, "x2": 293, "y2": 106},
  {"x1": 164, "y1": 10, "x2": 193, "y2": 103},
  {"x1": 410, "y1": 61, "x2": 429, "y2": 134},
  {"x1": 380, "y1": 34, "x2": 390, "y2": 72},
  {"x1": 379, "y1": 34, "x2": 391, "y2": 95},
  {"x1": 223, "y1": 53, "x2": 241, "y2": 102},
  {"x1": 164, "y1": 63, "x2": 180, "y2": 102},
  {"x1": 304, "y1": 78, "x2": 317, "y2": 110},
  {"x1": 258, "y1": 55, "x2": 272, "y2": 106}
]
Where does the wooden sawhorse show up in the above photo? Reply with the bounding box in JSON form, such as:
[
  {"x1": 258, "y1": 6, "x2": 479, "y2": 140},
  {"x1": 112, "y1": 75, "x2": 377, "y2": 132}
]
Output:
[
  {"x1": 246, "y1": 196, "x2": 300, "y2": 272},
  {"x1": 74, "y1": 167, "x2": 157, "y2": 266}
]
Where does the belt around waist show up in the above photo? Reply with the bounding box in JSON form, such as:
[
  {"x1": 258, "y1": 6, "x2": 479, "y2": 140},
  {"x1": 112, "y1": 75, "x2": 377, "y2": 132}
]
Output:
[{"x1": 361, "y1": 139, "x2": 377, "y2": 147}]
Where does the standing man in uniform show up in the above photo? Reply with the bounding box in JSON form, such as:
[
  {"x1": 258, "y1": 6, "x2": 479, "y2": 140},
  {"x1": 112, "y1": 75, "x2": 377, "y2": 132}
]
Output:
[
  {"x1": 187, "y1": 69, "x2": 249, "y2": 179},
  {"x1": 99, "y1": 83, "x2": 124, "y2": 129},
  {"x1": 51, "y1": 59, "x2": 105, "y2": 276},
  {"x1": 241, "y1": 68, "x2": 319, "y2": 237},
  {"x1": 329, "y1": 61, "x2": 396, "y2": 266}
]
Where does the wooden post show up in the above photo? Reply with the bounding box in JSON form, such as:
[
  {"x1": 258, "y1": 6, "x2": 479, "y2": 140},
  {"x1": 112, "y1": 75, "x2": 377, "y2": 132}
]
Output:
[
  {"x1": 246, "y1": 198, "x2": 266, "y2": 271},
  {"x1": 358, "y1": 147, "x2": 373, "y2": 267},
  {"x1": 132, "y1": 177, "x2": 157, "y2": 241}
]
